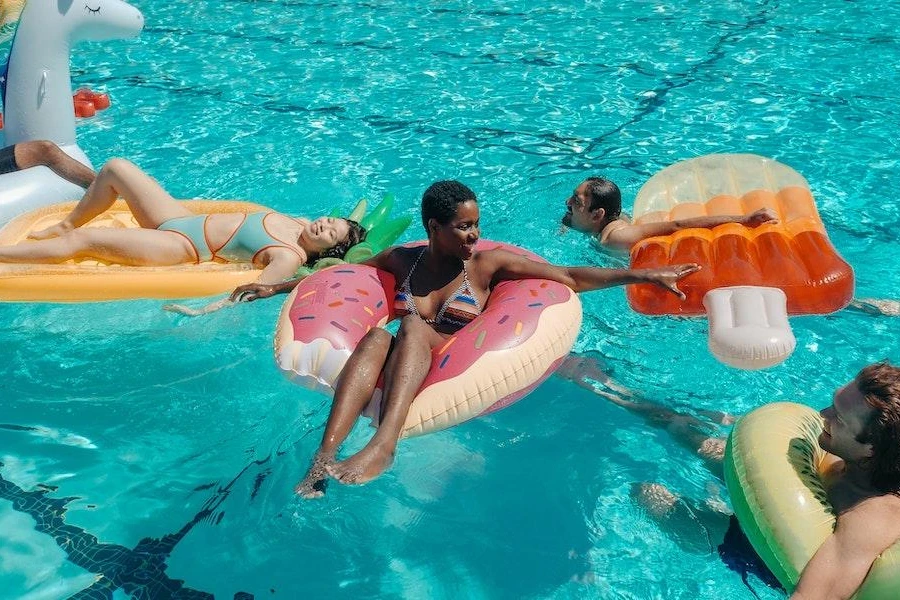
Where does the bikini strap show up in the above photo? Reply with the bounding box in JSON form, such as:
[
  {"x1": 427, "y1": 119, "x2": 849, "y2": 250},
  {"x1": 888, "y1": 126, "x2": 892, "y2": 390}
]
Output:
[
  {"x1": 401, "y1": 247, "x2": 427, "y2": 290},
  {"x1": 401, "y1": 247, "x2": 427, "y2": 320},
  {"x1": 459, "y1": 263, "x2": 482, "y2": 311}
]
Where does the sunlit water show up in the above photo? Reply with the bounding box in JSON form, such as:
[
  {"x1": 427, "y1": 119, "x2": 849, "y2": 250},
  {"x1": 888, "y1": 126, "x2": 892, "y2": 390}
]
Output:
[{"x1": 1, "y1": 0, "x2": 899, "y2": 598}]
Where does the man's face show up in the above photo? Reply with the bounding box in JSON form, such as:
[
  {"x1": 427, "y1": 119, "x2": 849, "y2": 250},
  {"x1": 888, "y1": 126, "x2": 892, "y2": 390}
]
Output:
[
  {"x1": 819, "y1": 379, "x2": 876, "y2": 462},
  {"x1": 563, "y1": 181, "x2": 599, "y2": 233}
]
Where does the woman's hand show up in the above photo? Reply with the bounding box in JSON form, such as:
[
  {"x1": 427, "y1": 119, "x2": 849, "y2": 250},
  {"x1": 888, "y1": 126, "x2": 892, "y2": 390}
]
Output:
[
  {"x1": 641, "y1": 263, "x2": 701, "y2": 300},
  {"x1": 230, "y1": 282, "x2": 278, "y2": 303},
  {"x1": 741, "y1": 208, "x2": 779, "y2": 228}
]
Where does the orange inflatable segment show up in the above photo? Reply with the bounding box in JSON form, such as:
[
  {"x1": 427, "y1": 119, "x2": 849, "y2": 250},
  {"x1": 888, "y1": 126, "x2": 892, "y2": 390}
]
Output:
[
  {"x1": 706, "y1": 194, "x2": 744, "y2": 216},
  {"x1": 634, "y1": 210, "x2": 669, "y2": 225},
  {"x1": 627, "y1": 156, "x2": 853, "y2": 316},
  {"x1": 669, "y1": 202, "x2": 707, "y2": 220},
  {"x1": 777, "y1": 186, "x2": 820, "y2": 222},
  {"x1": 739, "y1": 190, "x2": 777, "y2": 216},
  {"x1": 633, "y1": 188, "x2": 816, "y2": 225},
  {"x1": 785, "y1": 216, "x2": 825, "y2": 237}
]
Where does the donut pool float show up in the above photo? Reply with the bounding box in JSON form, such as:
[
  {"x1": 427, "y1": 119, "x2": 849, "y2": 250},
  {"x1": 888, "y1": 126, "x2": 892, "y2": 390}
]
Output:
[{"x1": 274, "y1": 240, "x2": 583, "y2": 437}]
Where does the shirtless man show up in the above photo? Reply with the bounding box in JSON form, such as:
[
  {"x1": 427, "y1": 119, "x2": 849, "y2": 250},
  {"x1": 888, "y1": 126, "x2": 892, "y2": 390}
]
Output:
[
  {"x1": 0, "y1": 140, "x2": 96, "y2": 189},
  {"x1": 560, "y1": 176, "x2": 778, "y2": 250},
  {"x1": 790, "y1": 361, "x2": 900, "y2": 599},
  {"x1": 559, "y1": 355, "x2": 900, "y2": 597},
  {"x1": 560, "y1": 176, "x2": 900, "y2": 319}
]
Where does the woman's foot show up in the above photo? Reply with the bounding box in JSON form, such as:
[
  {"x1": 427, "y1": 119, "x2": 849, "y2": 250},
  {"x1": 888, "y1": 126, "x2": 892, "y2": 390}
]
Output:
[
  {"x1": 326, "y1": 444, "x2": 394, "y2": 485},
  {"x1": 28, "y1": 222, "x2": 73, "y2": 240},
  {"x1": 295, "y1": 452, "x2": 334, "y2": 499}
]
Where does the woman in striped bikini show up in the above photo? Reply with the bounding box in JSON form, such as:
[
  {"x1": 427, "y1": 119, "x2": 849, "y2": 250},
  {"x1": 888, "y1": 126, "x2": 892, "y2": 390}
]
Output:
[
  {"x1": 288, "y1": 179, "x2": 700, "y2": 497},
  {"x1": 0, "y1": 158, "x2": 366, "y2": 293}
]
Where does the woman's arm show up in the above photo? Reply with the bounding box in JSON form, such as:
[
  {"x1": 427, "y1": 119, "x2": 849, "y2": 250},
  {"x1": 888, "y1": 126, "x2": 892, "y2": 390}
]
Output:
[
  {"x1": 255, "y1": 252, "x2": 307, "y2": 285},
  {"x1": 483, "y1": 249, "x2": 700, "y2": 298},
  {"x1": 229, "y1": 278, "x2": 302, "y2": 303},
  {"x1": 228, "y1": 246, "x2": 401, "y2": 303},
  {"x1": 360, "y1": 246, "x2": 398, "y2": 270},
  {"x1": 228, "y1": 250, "x2": 305, "y2": 302}
]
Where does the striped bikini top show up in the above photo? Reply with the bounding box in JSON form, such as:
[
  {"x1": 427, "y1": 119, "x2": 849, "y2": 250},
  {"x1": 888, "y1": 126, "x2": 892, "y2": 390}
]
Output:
[{"x1": 393, "y1": 247, "x2": 482, "y2": 334}]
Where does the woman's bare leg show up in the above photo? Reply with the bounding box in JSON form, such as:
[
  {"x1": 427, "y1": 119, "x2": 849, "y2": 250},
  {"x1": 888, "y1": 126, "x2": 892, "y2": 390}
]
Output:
[
  {"x1": 14, "y1": 140, "x2": 96, "y2": 189},
  {"x1": 296, "y1": 328, "x2": 394, "y2": 498},
  {"x1": 327, "y1": 315, "x2": 444, "y2": 485},
  {"x1": 29, "y1": 158, "x2": 192, "y2": 239},
  {"x1": 0, "y1": 227, "x2": 196, "y2": 265}
]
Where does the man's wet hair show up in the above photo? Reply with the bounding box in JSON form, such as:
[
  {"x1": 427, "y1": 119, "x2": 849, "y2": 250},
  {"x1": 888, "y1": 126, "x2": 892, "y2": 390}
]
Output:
[
  {"x1": 421, "y1": 180, "x2": 477, "y2": 230},
  {"x1": 855, "y1": 361, "x2": 900, "y2": 493},
  {"x1": 314, "y1": 219, "x2": 367, "y2": 262},
  {"x1": 584, "y1": 176, "x2": 622, "y2": 221}
]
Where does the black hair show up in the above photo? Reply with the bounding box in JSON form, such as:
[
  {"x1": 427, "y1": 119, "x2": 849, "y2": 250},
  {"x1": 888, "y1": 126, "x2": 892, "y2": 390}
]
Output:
[
  {"x1": 312, "y1": 219, "x2": 367, "y2": 262},
  {"x1": 584, "y1": 176, "x2": 622, "y2": 221},
  {"x1": 421, "y1": 180, "x2": 477, "y2": 231}
]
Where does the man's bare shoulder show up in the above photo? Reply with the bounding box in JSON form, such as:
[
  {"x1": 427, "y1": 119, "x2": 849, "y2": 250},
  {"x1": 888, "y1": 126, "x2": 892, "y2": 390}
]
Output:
[
  {"x1": 838, "y1": 492, "x2": 900, "y2": 537},
  {"x1": 858, "y1": 492, "x2": 900, "y2": 515},
  {"x1": 597, "y1": 218, "x2": 632, "y2": 246}
]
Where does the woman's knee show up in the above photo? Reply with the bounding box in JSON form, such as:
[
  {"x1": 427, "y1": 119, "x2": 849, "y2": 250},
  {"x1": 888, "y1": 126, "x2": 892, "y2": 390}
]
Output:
[
  {"x1": 58, "y1": 229, "x2": 91, "y2": 255},
  {"x1": 98, "y1": 157, "x2": 136, "y2": 179},
  {"x1": 395, "y1": 315, "x2": 431, "y2": 343},
  {"x1": 357, "y1": 327, "x2": 393, "y2": 351}
]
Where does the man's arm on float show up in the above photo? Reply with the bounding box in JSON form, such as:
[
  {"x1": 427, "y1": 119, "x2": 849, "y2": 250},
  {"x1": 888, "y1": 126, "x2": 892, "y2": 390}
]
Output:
[
  {"x1": 602, "y1": 208, "x2": 778, "y2": 250},
  {"x1": 790, "y1": 498, "x2": 900, "y2": 600}
]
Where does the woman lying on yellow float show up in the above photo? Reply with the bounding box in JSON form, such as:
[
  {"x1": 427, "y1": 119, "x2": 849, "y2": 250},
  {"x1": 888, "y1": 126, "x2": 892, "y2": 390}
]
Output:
[{"x1": 0, "y1": 159, "x2": 366, "y2": 297}]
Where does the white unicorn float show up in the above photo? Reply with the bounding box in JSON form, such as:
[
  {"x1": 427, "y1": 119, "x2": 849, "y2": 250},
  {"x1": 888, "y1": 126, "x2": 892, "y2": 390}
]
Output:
[{"x1": 0, "y1": 0, "x2": 143, "y2": 225}]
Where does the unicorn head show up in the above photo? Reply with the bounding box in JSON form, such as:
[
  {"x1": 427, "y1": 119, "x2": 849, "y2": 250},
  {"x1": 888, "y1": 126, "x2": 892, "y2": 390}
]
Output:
[
  {"x1": 56, "y1": 0, "x2": 144, "y2": 43},
  {"x1": 2, "y1": 0, "x2": 144, "y2": 146}
]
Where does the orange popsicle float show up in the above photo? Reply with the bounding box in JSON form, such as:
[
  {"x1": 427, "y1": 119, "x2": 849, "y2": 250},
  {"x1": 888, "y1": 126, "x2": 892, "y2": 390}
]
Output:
[
  {"x1": 627, "y1": 154, "x2": 854, "y2": 369},
  {"x1": 628, "y1": 154, "x2": 854, "y2": 316}
]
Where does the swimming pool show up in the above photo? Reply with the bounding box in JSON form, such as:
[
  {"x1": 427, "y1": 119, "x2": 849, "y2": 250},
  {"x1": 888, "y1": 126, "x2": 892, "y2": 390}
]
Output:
[{"x1": 2, "y1": 0, "x2": 899, "y2": 597}]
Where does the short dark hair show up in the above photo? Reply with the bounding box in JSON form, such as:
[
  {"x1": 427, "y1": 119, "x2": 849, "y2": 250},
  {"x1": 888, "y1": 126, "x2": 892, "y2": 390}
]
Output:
[
  {"x1": 855, "y1": 361, "x2": 900, "y2": 493},
  {"x1": 421, "y1": 180, "x2": 476, "y2": 231},
  {"x1": 313, "y1": 219, "x2": 367, "y2": 262},
  {"x1": 584, "y1": 176, "x2": 622, "y2": 221}
]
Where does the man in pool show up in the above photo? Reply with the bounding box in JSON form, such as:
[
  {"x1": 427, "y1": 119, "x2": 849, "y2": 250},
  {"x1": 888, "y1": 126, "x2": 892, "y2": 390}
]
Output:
[
  {"x1": 789, "y1": 361, "x2": 900, "y2": 599},
  {"x1": 0, "y1": 140, "x2": 96, "y2": 189},
  {"x1": 564, "y1": 358, "x2": 900, "y2": 598},
  {"x1": 560, "y1": 175, "x2": 778, "y2": 250}
]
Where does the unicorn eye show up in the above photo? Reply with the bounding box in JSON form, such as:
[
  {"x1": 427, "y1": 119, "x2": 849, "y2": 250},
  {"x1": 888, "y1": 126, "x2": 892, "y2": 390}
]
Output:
[{"x1": 85, "y1": 3, "x2": 101, "y2": 14}]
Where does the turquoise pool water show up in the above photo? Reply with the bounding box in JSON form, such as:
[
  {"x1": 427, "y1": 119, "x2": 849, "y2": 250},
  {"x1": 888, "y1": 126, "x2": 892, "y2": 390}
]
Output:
[{"x1": 2, "y1": 0, "x2": 900, "y2": 598}]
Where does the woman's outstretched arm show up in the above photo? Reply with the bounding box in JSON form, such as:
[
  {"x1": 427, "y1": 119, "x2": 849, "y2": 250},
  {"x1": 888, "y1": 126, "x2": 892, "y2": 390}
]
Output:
[
  {"x1": 480, "y1": 249, "x2": 700, "y2": 298},
  {"x1": 228, "y1": 246, "x2": 399, "y2": 303}
]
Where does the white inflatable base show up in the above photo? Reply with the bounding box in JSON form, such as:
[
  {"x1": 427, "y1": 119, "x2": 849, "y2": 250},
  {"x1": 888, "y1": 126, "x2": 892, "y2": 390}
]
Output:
[
  {"x1": 703, "y1": 286, "x2": 796, "y2": 370},
  {"x1": 0, "y1": 144, "x2": 92, "y2": 226}
]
